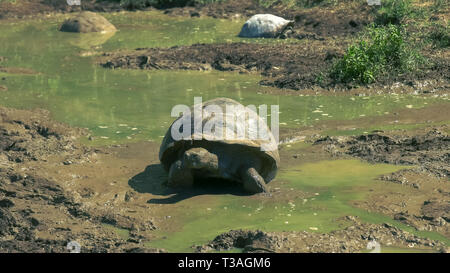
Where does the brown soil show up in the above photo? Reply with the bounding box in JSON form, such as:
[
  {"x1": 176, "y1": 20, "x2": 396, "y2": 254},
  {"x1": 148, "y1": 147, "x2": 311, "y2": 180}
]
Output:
[{"x1": 196, "y1": 216, "x2": 447, "y2": 253}]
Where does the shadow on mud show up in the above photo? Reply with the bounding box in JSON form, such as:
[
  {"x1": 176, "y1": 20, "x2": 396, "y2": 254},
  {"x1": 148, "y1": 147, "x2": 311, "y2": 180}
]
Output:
[{"x1": 128, "y1": 164, "x2": 251, "y2": 204}]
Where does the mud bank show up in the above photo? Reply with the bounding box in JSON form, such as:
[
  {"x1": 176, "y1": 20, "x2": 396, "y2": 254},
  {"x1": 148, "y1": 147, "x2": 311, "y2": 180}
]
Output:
[
  {"x1": 316, "y1": 126, "x2": 450, "y2": 178},
  {"x1": 197, "y1": 216, "x2": 447, "y2": 253},
  {"x1": 100, "y1": 41, "x2": 340, "y2": 90},
  {"x1": 101, "y1": 41, "x2": 449, "y2": 92},
  {"x1": 0, "y1": 107, "x2": 164, "y2": 252}
]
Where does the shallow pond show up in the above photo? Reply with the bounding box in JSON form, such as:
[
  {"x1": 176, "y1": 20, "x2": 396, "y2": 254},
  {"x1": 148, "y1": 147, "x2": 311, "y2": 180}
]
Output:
[{"x1": 0, "y1": 11, "x2": 448, "y2": 252}]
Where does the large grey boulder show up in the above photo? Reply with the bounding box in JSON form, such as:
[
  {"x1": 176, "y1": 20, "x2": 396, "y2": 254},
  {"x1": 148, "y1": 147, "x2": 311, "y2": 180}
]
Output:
[
  {"x1": 238, "y1": 14, "x2": 294, "y2": 38},
  {"x1": 60, "y1": 11, "x2": 117, "y2": 33}
]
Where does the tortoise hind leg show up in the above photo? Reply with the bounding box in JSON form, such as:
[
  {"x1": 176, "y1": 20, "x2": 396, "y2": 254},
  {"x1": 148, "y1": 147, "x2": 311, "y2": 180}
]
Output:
[
  {"x1": 168, "y1": 160, "x2": 193, "y2": 188},
  {"x1": 241, "y1": 167, "x2": 269, "y2": 194}
]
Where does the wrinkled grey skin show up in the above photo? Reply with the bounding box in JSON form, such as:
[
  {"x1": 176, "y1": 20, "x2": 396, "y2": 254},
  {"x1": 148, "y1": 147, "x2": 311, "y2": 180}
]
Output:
[{"x1": 168, "y1": 142, "x2": 269, "y2": 194}]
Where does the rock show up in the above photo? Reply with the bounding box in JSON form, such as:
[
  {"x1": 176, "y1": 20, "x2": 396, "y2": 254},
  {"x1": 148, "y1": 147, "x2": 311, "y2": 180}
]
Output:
[
  {"x1": 59, "y1": 12, "x2": 117, "y2": 33},
  {"x1": 238, "y1": 14, "x2": 294, "y2": 38}
]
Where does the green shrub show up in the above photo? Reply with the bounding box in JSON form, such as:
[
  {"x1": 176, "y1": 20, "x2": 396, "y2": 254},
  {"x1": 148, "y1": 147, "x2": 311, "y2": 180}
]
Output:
[
  {"x1": 375, "y1": 0, "x2": 413, "y2": 25},
  {"x1": 330, "y1": 24, "x2": 424, "y2": 84}
]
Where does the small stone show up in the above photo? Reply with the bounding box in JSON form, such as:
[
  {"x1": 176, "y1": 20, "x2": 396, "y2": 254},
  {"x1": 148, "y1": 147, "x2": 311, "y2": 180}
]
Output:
[{"x1": 63, "y1": 160, "x2": 72, "y2": 165}]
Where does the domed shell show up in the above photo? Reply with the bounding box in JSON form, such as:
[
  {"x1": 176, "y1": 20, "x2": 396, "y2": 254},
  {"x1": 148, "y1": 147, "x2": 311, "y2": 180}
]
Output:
[
  {"x1": 159, "y1": 98, "x2": 280, "y2": 182},
  {"x1": 238, "y1": 14, "x2": 294, "y2": 38}
]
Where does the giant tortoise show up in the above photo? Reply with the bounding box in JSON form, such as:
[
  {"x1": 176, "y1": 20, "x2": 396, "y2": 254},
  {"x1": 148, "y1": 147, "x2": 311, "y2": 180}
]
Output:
[{"x1": 159, "y1": 98, "x2": 279, "y2": 194}]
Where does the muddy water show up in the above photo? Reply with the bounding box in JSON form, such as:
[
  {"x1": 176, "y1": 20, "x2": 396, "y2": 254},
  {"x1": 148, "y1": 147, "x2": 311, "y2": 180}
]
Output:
[
  {"x1": 146, "y1": 159, "x2": 449, "y2": 252},
  {"x1": 0, "y1": 11, "x2": 449, "y2": 252}
]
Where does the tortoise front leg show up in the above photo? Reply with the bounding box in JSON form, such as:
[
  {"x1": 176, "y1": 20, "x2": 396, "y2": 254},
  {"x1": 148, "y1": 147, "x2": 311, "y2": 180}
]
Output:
[
  {"x1": 168, "y1": 160, "x2": 193, "y2": 188},
  {"x1": 241, "y1": 167, "x2": 269, "y2": 194}
]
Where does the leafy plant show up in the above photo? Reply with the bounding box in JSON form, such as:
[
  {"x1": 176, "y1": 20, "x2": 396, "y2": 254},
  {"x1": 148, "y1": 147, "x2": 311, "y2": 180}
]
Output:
[{"x1": 330, "y1": 24, "x2": 424, "y2": 84}]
